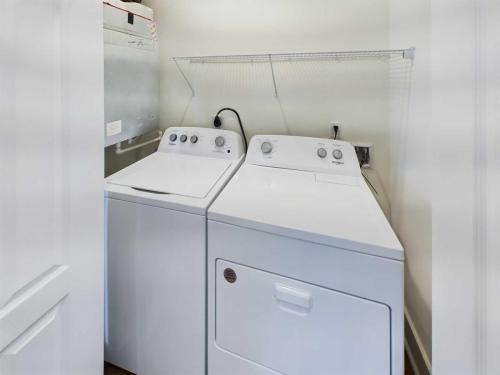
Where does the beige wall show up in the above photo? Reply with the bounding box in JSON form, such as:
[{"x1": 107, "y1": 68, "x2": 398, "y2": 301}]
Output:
[{"x1": 144, "y1": 0, "x2": 395, "y2": 194}]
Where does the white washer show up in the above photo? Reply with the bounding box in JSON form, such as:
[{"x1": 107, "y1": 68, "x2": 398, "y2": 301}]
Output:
[
  {"x1": 208, "y1": 135, "x2": 404, "y2": 375},
  {"x1": 105, "y1": 127, "x2": 244, "y2": 375}
]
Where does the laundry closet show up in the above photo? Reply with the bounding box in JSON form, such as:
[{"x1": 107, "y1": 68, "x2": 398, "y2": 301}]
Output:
[
  {"x1": 100, "y1": 1, "x2": 425, "y2": 375},
  {"x1": 6, "y1": 0, "x2": 500, "y2": 373}
]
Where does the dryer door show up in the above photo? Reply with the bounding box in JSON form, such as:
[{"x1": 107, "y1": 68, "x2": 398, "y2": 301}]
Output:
[{"x1": 215, "y1": 260, "x2": 391, "y2": 375}]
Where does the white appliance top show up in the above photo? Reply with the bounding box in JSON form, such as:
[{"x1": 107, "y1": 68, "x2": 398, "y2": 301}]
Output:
[
  {"x1": 208, "y1": 135, "x2": 404, "y2": 260},
  {"x1": 106, "y1": 127, "x2": 244, "y2": 214},
  {"x1": 106, "y1": 153, "x2": 231, "y2": 198}
]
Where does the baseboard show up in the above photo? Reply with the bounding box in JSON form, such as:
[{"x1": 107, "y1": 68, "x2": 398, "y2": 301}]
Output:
[{"x1": 405, "y1": 307, "x2": 432, "y2": 375}]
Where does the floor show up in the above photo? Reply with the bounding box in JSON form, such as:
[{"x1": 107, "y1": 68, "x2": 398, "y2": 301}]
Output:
[
  {"x1": 104, "y1": 363, "x2": 134, "y2": 375},
  {"x1": 105, "y1": 354, "x2": 416, "y2": 375},
  {"x1": 405, "y1": 353, "x2": 415, "y2": 375}
]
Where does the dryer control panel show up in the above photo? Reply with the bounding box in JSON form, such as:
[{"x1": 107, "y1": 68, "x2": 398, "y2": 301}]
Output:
[
  {"x1": 159, "y1": 127, "x2": 244, "y2": 160},
  {"x1": 246, "y1": 135, "x2": 361, "y2": 176}
]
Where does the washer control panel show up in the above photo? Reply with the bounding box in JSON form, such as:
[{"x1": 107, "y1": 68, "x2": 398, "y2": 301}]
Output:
[
  {"x1": 246, "y1": 135, "x2": 360, "y2": 176},
  {"x1": 159, "y1": 127, "x2": 244, "y2": 159}
]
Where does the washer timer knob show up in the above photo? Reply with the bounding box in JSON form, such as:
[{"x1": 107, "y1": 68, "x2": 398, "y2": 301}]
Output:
[
  {"x1": 261, "y1": 141, "x2": 273, "y2": 154},
  {"x1": 180, "y1": 134, "x2": 187, "y2": 143},
  {"x1": 317, "y1": 148, "x2": 327, "y2": 158},
  {"x1": 332, "y1": 149, "x2": 343, "y2": 160},
  {"x1": 215, "y1": 136, "x2": 225, "y2": 147},
  {"x1": 190, "y1": 135, "x2": 198, "y2": 144},
  {"x1": 169, "y1": 133, "x2": 177, "y2": 142}
]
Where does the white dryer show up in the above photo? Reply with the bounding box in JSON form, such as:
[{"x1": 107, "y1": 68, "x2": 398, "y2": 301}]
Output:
[
  {"x1": 208, "y1": 135, "x2": 404, "y2": 375},
  {"x1": 105, "y1": 127, "x2": 244, "y2": 375}
]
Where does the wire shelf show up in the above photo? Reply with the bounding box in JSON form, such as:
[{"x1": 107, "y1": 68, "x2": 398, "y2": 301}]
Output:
[
  {"x1": 173, "y1": 48, "x2": 414, "y2": 64},
  {"x1": 172, "y1": 48, "x2": 414, "y2": 98}
]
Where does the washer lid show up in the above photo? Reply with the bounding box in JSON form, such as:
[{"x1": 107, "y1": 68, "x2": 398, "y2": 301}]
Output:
[{"x1": 106, "y1": 152, "x2": 232, "y2": 198}]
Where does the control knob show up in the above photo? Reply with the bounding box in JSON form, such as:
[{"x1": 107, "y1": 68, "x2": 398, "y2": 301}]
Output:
[
  {"x1": 169, "y1": 133, "x2": 177, "y2": 142},
  {"x1": 190, "y1": 135, "x2": 198, "y2": 144},
  {"x1": 332, "y1": 149, "x2": 343, "y2": 160},
  {"x1": 215, "y1": 136, "x2": 225, "y2": 147},
  {"x1": 317, "y1": 148, "x2": 327, "y2": 158},
  {"x1": 180, "y1": 134, "x2": 187, "y2": 143},
  {"x1": 261, "y1": 141, "x2": 273, "y2": 154}
]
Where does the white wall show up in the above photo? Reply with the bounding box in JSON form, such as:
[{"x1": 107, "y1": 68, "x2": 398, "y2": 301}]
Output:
[
  {"x1": 483, "y1": 2, "x2": 500, "y2": 372},
  {"x1": 145, "y1": 0, "x2": 396, "y2": 193},
  {"x1": 432, "y1": 0, "x2": 500, "y2": 374},
  {"x1": 389, "y1": 0, "x2": 432, "y2": 372},
  {"x1": 431, "y1": 2, "x2": 476, "y2": 372}
]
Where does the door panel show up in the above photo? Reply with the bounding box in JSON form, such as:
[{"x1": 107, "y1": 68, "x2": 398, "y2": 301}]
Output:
[
  {"x1": 0, "y1": 304, "x2": 63, "y2": 375},
  {"x1": 0, "y1": 0, "x2": 104, "y2": 373},
  {"x1": 0, "y1": 4, "x2": 67, "y2": 370},
  {"x1": 0, "y1": 0, "x2": 64, "y2": 310},
  {"x1": 0, "y1": 266, "x2": 69, "y2": 353},
  {"x1": 216, "y1": 260, "x2": 391, "y2": 375}
]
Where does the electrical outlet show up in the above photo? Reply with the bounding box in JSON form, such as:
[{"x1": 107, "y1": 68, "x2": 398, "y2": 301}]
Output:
[{"x1": 352, "y1": 142, "x2": 373, "y2": 168}]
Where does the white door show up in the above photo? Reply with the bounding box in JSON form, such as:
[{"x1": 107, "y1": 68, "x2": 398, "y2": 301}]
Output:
[
  {"x1": 0, "y1": 1, "x2": 104, "y2": 375},
  {"x1": 216, "y1": 260, "x2": 391, "y2": 375}
]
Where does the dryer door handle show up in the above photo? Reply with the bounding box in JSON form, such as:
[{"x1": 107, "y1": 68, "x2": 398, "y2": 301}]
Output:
[{"x1": 274, "y1": 283, "x2": 312, "y2": 316}]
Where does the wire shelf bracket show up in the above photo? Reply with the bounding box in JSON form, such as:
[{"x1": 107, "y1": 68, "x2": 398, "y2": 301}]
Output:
[
  {"x1": 403, "y1": 47, "x2": 416, "y2": 61},
  {"x1": 172, "y1": 47, "x2": 415, "y2": 99},
  {"x1": 268, "y1": 54, "x2": 279, "y2": 98},
  {"x1": 173, "y1": 58, "x2": 195, "y2": 97}
]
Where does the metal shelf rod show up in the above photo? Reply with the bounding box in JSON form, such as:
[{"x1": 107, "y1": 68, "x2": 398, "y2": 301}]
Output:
[{"x1": 115, "y1": 130, "x2": 163, "y2": 155}]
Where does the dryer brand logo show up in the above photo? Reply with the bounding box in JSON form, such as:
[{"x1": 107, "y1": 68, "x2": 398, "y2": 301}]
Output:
[{"x1": 224, "y1": 268, "x2": 237, "y2": 283}]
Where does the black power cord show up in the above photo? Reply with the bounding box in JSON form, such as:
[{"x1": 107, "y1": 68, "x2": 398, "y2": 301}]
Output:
[
  {"x1": 333, "y1": 125, "x2": 339, "y2": 140},
  {"x1": 213, "y1": 108, "x2": 248, "y2": 150}
]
